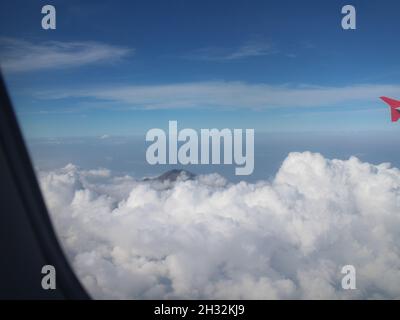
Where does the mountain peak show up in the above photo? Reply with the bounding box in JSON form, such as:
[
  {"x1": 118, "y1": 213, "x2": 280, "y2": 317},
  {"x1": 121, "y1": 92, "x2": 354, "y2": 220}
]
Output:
[{"x1": 157, "y1": 169, "x2": 196, "y2": 182}]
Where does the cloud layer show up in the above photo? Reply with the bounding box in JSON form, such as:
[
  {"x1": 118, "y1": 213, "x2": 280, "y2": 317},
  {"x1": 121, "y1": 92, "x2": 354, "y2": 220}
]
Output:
[
  {"x1": 38, "y1": 152, "x2": 400, "y2": 299},
  {"x1": 0, "y1": 38, "x2": 132, "y2": 73},
  {"x1": 184, "y1": 42, "x2": 277, "y2": 61},
  {"x1": 38, "y1": 81, "x2": 400, "y2": 110}
]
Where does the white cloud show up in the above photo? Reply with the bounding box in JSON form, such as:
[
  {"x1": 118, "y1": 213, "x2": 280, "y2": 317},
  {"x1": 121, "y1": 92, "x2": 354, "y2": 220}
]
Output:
[
  {"x1": 0, "y1": 38, "x2": 132, "y2": 73},
  {"x1": 38, "y1": 81, "x2": 400, "y2": 110},
  {"x1": 38, "y1": 152, "x2": 400, "y2": 299},
  {"x1": 185, "y1": 42, "x2": 277, "y2": 61}
]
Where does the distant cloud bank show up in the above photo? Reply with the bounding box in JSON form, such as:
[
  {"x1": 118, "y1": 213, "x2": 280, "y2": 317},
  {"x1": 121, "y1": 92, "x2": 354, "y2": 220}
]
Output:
[
  {"x1": 38, "y1": 152, "x2": 400, "y2": 299},
  {"x1": 37, "y1": 81, "x2": 400, "y2": 110}
]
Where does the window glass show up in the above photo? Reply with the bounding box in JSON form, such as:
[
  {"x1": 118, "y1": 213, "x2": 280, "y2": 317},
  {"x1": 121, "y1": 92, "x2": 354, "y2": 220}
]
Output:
[{"x1": 1, "y1": 0, "x2": 400, "y2": 299}]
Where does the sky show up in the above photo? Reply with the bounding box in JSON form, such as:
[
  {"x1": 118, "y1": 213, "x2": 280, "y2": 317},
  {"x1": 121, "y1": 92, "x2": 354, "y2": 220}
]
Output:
[{"x1": 1, "y1": 0, "x2": 400, "y2": 138}]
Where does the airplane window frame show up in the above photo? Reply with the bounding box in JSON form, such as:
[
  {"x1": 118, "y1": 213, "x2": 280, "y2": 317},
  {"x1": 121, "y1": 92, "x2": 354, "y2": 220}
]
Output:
[{"x1": 0, "y1": 73, "x2": 89, "y2": 300}]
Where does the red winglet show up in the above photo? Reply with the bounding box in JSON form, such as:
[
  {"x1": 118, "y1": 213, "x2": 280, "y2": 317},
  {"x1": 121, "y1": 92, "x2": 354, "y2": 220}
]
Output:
[{"x1": 380, "y1": 97, "x2": 400, "y2": 122}]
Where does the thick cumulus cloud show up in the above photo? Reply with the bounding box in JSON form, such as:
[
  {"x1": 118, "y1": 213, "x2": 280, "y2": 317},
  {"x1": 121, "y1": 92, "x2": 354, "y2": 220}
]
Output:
[{"x1": 38, "y1": 152, "x2": 400, "y2": 299}]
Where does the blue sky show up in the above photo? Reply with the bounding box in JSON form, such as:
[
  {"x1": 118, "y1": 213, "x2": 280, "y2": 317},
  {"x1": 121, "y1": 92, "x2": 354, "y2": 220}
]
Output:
[{"x1": 1, "y1": 0, "x2": 400, "y2": 137}]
